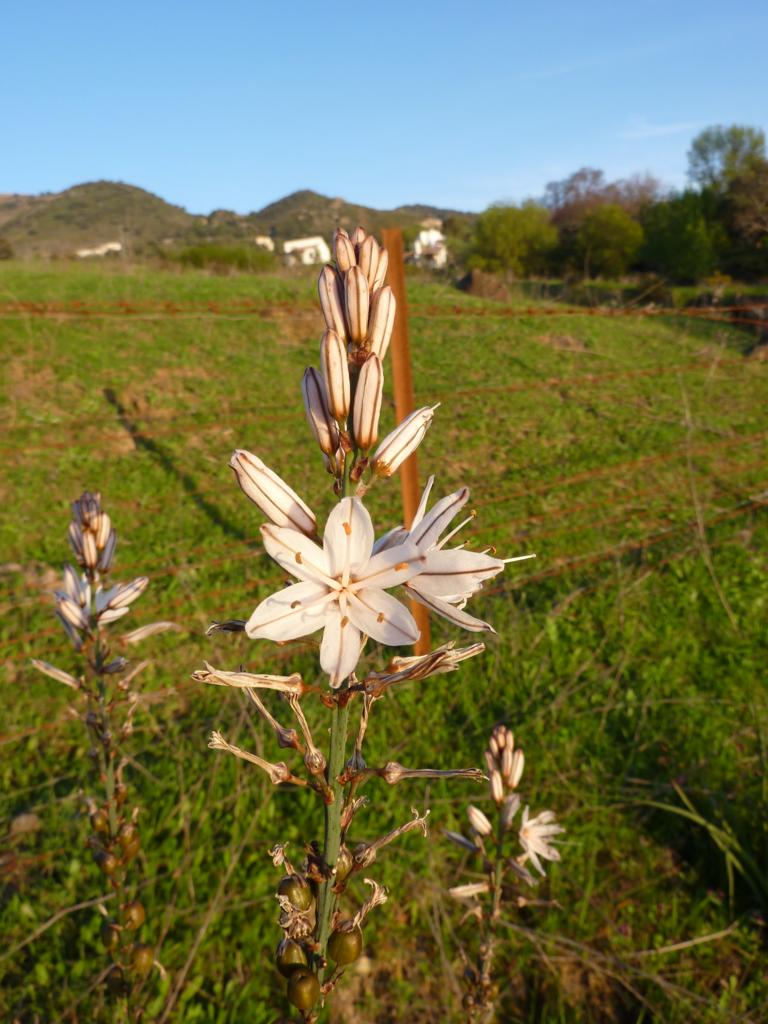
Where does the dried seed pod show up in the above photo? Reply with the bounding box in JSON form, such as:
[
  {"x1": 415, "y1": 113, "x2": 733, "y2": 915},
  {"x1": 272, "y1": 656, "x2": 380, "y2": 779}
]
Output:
[
  {"x1": 344, "y1": 266, "x2": 369, "y2": 346},
  {"x1": 320, "y1": 329, "x2": 350, "y2": 422},
  {"x1": 352, "y1": 355, "x2": 383, "y2": 451},
  {"x1": 328, "y1": 922, "x2": 363, "y2": 965},
  {"x1": 318, "y1": 265, "x2": 347, "y2": 341},
  {"x1": 367, "y1": 285, "x2": 396, "y2": 361},
  {"x1": 287, "y1": 968, "x2": 320, "y2": 1011}
]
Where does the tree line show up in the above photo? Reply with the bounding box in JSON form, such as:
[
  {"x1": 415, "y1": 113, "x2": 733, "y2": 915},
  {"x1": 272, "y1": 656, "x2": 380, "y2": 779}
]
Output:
[{"x1": 446, "y1": 125, "x2": 768, "y2": 284}]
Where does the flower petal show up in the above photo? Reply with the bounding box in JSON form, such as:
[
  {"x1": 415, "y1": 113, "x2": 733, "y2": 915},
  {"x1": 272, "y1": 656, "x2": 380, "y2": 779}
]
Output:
[
  {"x1": 413, "y1": 548, "x2": 504, "y2": 599},
  {"x1": 246, "y1": 581, "x2": 332, "y2": 641},
  {"x1": 324, "y1": 497, "x2": 374, "y2": 580},
  {"x1": 320, "y1": 602, "x2": 362, "y2": 687},
  {"x1": 347, "y1": 588, "x2": 420, "y2": 646},
  {"x1": 357, "y1": 540, "x2": 425, "y2": 589},
  {"x1": 409, "y1": 475, "x2": 435, "y2": 530},
  {"x1": 261, "y1": 524, "x2": 334, "y2": 587},
  {"x1": 371, "y1": 525, "x2": 408, "y2": 554},
  {"x1": 407, "y1": 586, "x2": 496, "y2": 634},
  {"x1": 410, "y1": 487, "x2": 469, "y2": 549}
]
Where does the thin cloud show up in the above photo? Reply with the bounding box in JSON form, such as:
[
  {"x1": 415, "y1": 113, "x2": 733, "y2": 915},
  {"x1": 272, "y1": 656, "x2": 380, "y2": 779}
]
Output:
[{"x1": 620, "y1": 119, "x2": 701, "y2": 140}]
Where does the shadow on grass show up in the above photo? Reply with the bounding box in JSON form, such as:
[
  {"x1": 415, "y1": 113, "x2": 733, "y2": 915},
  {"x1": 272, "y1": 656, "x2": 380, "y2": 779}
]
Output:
[{"x1": 103, "y1": 387, "x2": 247, "y2": 543}]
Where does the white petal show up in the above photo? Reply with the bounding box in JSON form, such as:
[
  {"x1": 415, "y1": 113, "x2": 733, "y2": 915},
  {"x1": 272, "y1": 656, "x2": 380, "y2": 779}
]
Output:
[
  {"x1": 320, "y1": 602, "x2": 362, "y2": 687},
  {"x1": 371, "y1": 526, "x2": 408, "y2": 554},
  {"x1": 413, "y1": 548, "x2": 504, "y2": 598},
  {"x1": 409, "y1": 475, "x2": 435, "y2": 530},
  {"x1": 407, "y1": 586, "x2": 496, "y2": 634},
  {"x1": 410, "y1": 487, "x2": 469, "y2": 550},
  {"x1": 347, "y1": 589, "x2": 419, "y2": 646},
  {"x1": 356, "y1": 540, "x2": 425, "y2": 589},
  {"x1": 261, "y1": 524, "x2": 334, "y2": 587},
  {"x1": 246, "y1": 582, "x2": 332, "y2": 641},
  {"x1": 324, "y1": 497, "x2": 374, "y2": 579}
]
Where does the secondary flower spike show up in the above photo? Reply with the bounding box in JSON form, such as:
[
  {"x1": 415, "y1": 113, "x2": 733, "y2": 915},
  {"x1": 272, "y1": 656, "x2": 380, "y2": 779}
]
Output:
[{"x1": 246, "y1": 497, "x2": 426, "y2": 687}]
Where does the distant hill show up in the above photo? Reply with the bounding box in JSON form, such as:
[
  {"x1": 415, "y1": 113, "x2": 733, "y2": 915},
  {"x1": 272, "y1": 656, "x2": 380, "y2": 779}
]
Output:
[{"x1": 0, "y1": 181, "x2": 472, "y2": 258}]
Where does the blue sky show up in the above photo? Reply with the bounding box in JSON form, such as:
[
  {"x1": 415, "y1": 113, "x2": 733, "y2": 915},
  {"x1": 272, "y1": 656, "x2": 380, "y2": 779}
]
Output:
[{"x1": 2, "y1": 0, "x2": 766, "y2": 214}]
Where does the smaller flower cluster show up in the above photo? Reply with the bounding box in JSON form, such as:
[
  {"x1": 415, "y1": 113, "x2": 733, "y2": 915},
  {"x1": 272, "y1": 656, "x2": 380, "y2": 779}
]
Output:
[
  {"x1": 307, "y1": 226, "x2": 437, "y2": 482},
  {"x1": 447, "y1": 725, "x2": 563, "y2": 888},
  {"x1": 445, "y1": 725, "x2": 564, "y2": 1020}
]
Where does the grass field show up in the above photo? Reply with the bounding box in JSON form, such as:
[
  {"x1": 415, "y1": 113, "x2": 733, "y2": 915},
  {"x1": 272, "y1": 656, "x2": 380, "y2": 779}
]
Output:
[{"x1": 2, "y1": 261, "x2": 767, "y2": 1023}]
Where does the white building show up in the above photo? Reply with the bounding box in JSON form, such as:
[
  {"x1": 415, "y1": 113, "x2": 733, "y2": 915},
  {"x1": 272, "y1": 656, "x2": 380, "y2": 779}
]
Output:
[
  {"x1": 75, "y1": 241, "x2": 123, "y2": 258},
  {"x1": 283, "y1": 236, "x2": 332, "y2": 266},
  {"x1": 413, "y1": 228, "x2": 448, "y2": 268},
  {"x1": 254, "y1": 235, "x2": 275, "y2": 252}
]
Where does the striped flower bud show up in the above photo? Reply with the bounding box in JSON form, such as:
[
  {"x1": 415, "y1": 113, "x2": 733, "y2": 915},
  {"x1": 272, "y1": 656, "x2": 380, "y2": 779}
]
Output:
[
  {"x1": 350, "y1": 225, "x2": 367, "y2": 249},
  {"x1": 334, "y1": 230, "x2": 356, "y2": 273},
  {"x1": 371, "y1": 247, "x2": 389, "y2": 292},
  {"x1": 107, "y1": 577, "x2": 149, "y2": 610},
  {"x1": 301, "y1": 368, "x2": 340, "y2": 457},
  {"x1": 318, "y1": 266, "x2": 347, "y2": 341},
  {"x1": 372, "y1": 406, "x2": 437, "y2": 478},
  {"x1": 344, "y1": 266, "x2": 369, "y2": 346},
  {"x1": 81, "y1": 529, "x2": 98, "y2": 571},
  {"x1": 98, "y1": 530, "x2": 116, "y2": 572},
  {"x1": 367, "y1": 285, "x2": 396, "y2": 361},
  {"x1": 320, "y1": 329, "x2": 350, "y2": 422},
  {"x1": 230, "y1": 450, "x2": 317, "y2": 536},
  {"x1": 357, "y1": 235, "x2": 379, "y2": 290},
  {"x1": 68, "y1": 521, "x2": 84, "y2": 562},
  {"x1": 467, "y1": 805, "x2": 493, "y2": 838},
  {"x1": 490, "y1": 769, "x2": 504, "y2": 804},
  {"x1": 95, "y1": 512, "x2": 112, "y2": 550},
  {"x1": 352, "y1": 355, "x2": 383, "y2": 451},
  {"x1": 98, "y1": 605, "x2": 131, "y2": 625},
  {"x1": 56, "y1": 592, "x2": 90, "y2": 632},
  {"x1": 508, "y1": 749, "x2": 524, "y2": 788}
]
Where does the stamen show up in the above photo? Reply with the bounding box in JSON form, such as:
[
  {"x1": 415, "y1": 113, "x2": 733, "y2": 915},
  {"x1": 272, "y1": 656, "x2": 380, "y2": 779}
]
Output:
[
  {"x1": 340, "y1": 615, "x2": 349, "y2": 627},
  {"x1": 343, "y1": 521, "x2": 352, "y2": 536},
  {"x1": 295, "y1": 552, "x2": 303, "y2": 563}
]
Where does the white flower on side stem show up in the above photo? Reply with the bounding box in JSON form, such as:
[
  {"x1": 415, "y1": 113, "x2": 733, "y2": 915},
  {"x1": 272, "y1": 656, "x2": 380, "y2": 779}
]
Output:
[
  {"x1": 246, "y1": 497, "x2": 426, "y2": 687},
  {"x1": 519, "y1": 806, "x2": 565, "y2": 876}
]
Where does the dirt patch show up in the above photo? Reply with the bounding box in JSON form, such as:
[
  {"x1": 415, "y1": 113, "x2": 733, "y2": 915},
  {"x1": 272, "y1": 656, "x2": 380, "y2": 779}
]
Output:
[
  {"x1": 537, "y1": 332, "x2": 586, "y2": 352},
  {"x1": 457, "y1": 269, "x2": 511, "y2": 302},
  {"x1": 261, "y1": 306, "x2": 322, "y2": 347},
  {"x1": 119, "y1": 366, "x2": 203, "y2": 421}
]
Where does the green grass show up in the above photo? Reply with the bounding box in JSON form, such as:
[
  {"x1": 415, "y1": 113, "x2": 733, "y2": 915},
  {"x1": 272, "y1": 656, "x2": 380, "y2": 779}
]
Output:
[{"x1": 1, "y1": 261, "x2": 767, "y2": 1023}]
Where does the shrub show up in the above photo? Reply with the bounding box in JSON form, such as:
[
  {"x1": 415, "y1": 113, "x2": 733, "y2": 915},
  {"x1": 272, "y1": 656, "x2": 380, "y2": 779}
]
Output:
[
  {"x1": 575, "y1": 204, "x2": 644, "y2": 278},
  {"x1": 469, "y1": 203, "x2": 557, "y2": 276},
  {"x1": 176, "y1": 244, "x2": 277, "y2": 274}
]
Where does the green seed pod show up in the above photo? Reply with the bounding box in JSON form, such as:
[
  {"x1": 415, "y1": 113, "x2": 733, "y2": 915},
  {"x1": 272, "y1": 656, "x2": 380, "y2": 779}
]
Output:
[
  {"x1": 121, "y1": 835, "x2": 141, "y2": 863},
  {"x1": 96, "y1": 850, "x2": 120, "y2": 876},
  {"x1": 275, "y1": 937, "x2": 308, "y2": 977},
  {"x1": 118, "y1": 822, "x2": 138, "y2": 848},
  {"x1": 335, "y1": 845, "x2": 353, "y2": 884},
  {"x1": 106, "y1": 966, "x2": 128, "y2": 996},
  {"x1": 131, "y1": 943, "x2": 154, "y2": 976},
  {"x1": 90, "y1": 809, "x2": 109, "y2": 834},
  {"x1": 328, "y1": 922, "x2": 363, "y2": 965},
  {"x1": 123, "y1": 900, "x2": 145, "y2": 931},
  {"x1": 277, "y1": 874, "x2": 313, "y2": 912},
  {"x1": 100, "y1": 919, "x2": 120, "y2": 951},
  {"x1": 287, "y1": 967, "x2": 320, "y2": 1011}
]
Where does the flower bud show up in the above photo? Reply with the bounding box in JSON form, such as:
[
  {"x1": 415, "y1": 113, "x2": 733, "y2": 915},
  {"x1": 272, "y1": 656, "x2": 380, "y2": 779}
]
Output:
[
  {"x1": 82, "y1": 529, "x2": 98, "y2": 571},
  {"x1": 99, "y1": 530, "x2": 117, "y2": 572},
  {"x1": 95, "y1": 512, "x2": 112, "y2": 550},
  {"x1": 56, "y1": 593, "x2": 90, "y2": 632},
  {"x1": 352, "y1": 355, "x2": 383, "y2": 451},
  {"x1": 372, "y1": 406, "x2": 437, "y2": 477},
  {"x1": 318, "y1": 265, "x2": 347, "y2": 341},
  {"x1": 372, "y1": 247, "x2": 389, "y2": 292},
  {"x1": 98, "y1": 605, "x2": 131, "y2": 625},
  {"x1": 508, "y1": 749, "x2": 525, "y2": 788},
  {"x1": 350, "y1": 225, "x2": 367, "y2": 249},
  {"x1": 357, "y1": 235, "x2": 379, "y2": 290},
  {"x1": 230, "y1": 449, "x2": 317, "y2": 536},
  {"x1": 467, "y1": 805, "x2": 493, "y2": 837},
  {"x1": 301, "y1": 367, "x2": 340, "y2": 457},
  {"x1": 67, "y1": 521, "x2": 84, "y2": 561},
  {"x1": 344, "y1": 266, "x2": 369, "y2": 346},
  {"x1": 320, "y1": 329, "x2": 350, "y2": 421},
  {"x1": 109, "y1": 577, "x2": 149, "y2": 609},
  {"x1": 490, "y1": 769, "x2": 504, "y2": 804},
  {"x1": 367, "y1": 285, "x2": 396, "y2": 361},
  {"x1": 334, "y1": 229, "x2": 356, "y2": 273}
]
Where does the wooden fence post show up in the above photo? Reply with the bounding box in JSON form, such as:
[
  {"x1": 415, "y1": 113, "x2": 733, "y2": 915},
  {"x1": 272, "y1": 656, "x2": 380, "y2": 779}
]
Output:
[{"x1": 381, "y1": 227, "x2": 431, "y2": 655}]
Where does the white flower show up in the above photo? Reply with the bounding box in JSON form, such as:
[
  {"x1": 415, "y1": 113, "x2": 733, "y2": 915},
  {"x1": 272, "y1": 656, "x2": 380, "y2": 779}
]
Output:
[
  {"x1": 519, "y1": 806, "x2": 564, "y2": 876},
  {"x1": 246, "y1": 497, "x2": 425, "y2": 687}
]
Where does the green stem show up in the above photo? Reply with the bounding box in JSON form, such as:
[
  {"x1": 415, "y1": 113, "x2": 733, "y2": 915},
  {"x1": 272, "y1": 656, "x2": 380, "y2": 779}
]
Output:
[{"x1": 316, "y1": 700, "x2": 350, "y2": 966}]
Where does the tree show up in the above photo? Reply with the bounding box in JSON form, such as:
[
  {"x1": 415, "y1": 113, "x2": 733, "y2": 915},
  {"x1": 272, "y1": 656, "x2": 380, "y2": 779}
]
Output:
[
  {"x1": 727, "y1": 159, "x2": 768, "y2": 242},
  {"x1": 640, "y1": 192, "x2": 718, "y2": 283},
  {"x1": 0, "y1": 237, "x2": 13, "y2": 260},
  {"x1": 687, "y1": 124, "x2": 766, "y2": 192},
  {"x1": 575, "y1": 204, "x2": 643, "y2": 278},
  {"x1": 469, "y1": 203, "x2": 557, "y2": 276}
]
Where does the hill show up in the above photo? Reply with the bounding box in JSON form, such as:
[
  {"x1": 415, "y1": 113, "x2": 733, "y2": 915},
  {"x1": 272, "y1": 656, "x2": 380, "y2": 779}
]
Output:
[{"x1": 0, "y1": 182, "x2": 471, "y2": 257}]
